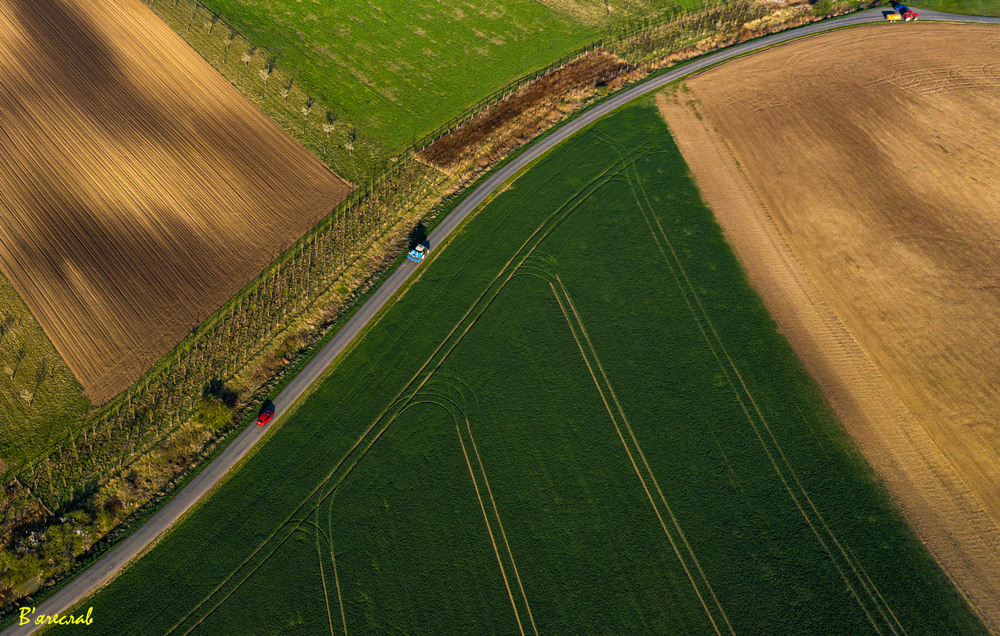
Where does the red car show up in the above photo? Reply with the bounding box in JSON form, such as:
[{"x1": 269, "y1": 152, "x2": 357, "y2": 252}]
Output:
[{"x1": 256, "y1": 405, "x2": 275, "y2": 426}]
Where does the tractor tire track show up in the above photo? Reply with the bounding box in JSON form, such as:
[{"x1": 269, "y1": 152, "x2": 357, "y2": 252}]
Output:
[
  {"x1": 549, "y1": 278, "x2": 730, "y2": 636},
  {"x1": 313, "y1": 526, "x2": 338, "y2": 636},
  {"x1": 455, "y1": 420, "x2": 526, "y2": 635},
  {"x1": 164, "y1": 155, "x2": 644, "y2": 635},
  {"x1": 418, "y1": 390, "x2": 536, "y2": 636},
  {"x1": 460, "y1": 413, "x2": 538, "y2": 635},
  {"x1": 620, "y1": 149, "x2": 902, "y2": 635},
  {"x1": 554, "y1": 274, "x2": 733, "y2": 634}
]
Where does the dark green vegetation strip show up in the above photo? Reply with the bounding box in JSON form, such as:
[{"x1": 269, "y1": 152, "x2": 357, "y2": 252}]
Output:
[
  {"x1": 913, "y1": 0, "x2": 1000, "y2": 16},
  {"x1": 199, "y1": 0, "x2": 596, "y2": 154},
  {"x1": 80, "y1": 101, "x2": 983, "y2": 634}
]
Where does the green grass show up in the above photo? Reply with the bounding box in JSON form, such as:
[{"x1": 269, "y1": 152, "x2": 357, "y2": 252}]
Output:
[
  {"x1": 0, "y1": 275, "x2": 88, "y2": 478},
  {"x1": 911, "y1": 0, "x2": 1000, "y2": 16},
  {"x1": 534, "y1": 0, "x2": 708, "y2": 28},
  {"x1": 78, "y1": 100, "x2": 984, "y2": 634},
  {"x1": 199, "y1": 0, "x2": 597, "y2": 156}
]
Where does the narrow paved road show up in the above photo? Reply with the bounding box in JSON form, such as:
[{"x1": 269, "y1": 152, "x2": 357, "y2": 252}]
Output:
[{"x1": 5, "y1": 8, "x2": 997, "y2": 633}]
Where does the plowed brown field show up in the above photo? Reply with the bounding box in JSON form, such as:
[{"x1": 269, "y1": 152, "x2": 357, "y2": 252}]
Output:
[
  {"x1": 659, "y1": 24, "x2": 1000, "y2": 630},
  {"x1": 0, "y1": 0, "x2": 351, "y2": 402}
]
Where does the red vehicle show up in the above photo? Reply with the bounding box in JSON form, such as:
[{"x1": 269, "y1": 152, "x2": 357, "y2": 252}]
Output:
[
  {"x1": 892, "y1": 2, "x2": 918, "y2": 20},
  {"x1": 256, "y1": 405, "x2": 275, "y2": 426}
]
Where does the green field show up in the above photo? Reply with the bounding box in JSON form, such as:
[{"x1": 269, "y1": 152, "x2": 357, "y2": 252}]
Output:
[
  {"x1": 0, "y1": 274, "x2": 88, "y2": 478},
  {"x1": 78, "y1": 100, "x2": 984, "y2": 634},
  {"x1": 912, "y1": 0, "x2": 1000, "y2": 16},
  {"x1": 535, "y1": 0, "x2": 706, "y2": 27},
  {"x1": 199, "y1": 0, "x2": 597, "y2": 155}
]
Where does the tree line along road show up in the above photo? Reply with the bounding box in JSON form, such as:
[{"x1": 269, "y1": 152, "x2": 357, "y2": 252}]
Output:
[{"x1": 4, "y1": 7, "x2": 999, "y2": 634}]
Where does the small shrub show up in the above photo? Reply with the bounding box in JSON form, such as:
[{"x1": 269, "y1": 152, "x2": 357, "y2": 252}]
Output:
[
  {"x1": 193, "y1": 396, "x2": 233, "y2": 432},
  {"x1": 812, "y1": 0, "x2": 834, "y2": 15}
]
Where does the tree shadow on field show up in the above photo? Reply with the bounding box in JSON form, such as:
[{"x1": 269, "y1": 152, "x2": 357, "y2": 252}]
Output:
[{"x1": 203, "y1": 379, "x2": 239, "y2": 408}]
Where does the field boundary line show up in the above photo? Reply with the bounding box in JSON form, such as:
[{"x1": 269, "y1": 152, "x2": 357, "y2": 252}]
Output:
[
  {"x1": 703, "y1": 84, "x2": 997, "y2": 627},
  {"x1": 616, "y1": 145, "x2": 898, "y2": 634}
]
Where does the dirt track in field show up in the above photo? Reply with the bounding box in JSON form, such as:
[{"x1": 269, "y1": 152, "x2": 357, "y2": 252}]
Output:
[
  {"x1": 0, "y1": 0, "x2": 351, "y2": 402},
  {"x1": 658, "y1": 23, "x2": 1000, "y2": 630}
]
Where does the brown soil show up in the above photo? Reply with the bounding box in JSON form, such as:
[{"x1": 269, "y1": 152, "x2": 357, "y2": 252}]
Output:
[
  {"x1": 0, "y1": 0, "x2": 351, "y2": 402},
  {"x1": 657, "y1": 23, "x2": 1000, "y2": 631},
  {"x1": 419, "y1": 50, "x2": 635, "y2": 172}
]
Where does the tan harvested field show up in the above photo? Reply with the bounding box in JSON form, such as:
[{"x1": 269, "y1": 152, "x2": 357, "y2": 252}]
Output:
[
  {"x1": 0, "y1": 0, "x2": 351, "y2": 402},
  {"x1": 658, "y1": 24, "x2": 1000, "y2": 630}
]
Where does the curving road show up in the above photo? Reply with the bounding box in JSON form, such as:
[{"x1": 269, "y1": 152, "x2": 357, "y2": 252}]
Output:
[{"x1": 5, "y1": 7, "x2": 998, "y2": 633}]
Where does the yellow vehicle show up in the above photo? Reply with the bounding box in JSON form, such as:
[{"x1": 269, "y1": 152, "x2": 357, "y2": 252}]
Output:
[{"x1": 885, "y1": 12, "x2": 902, "y2": 21}]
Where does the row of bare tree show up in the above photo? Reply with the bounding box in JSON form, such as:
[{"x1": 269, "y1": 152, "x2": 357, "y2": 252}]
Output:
[
  {"x1": 16, "y1": 159, "x2": 434, "y2": 513},
  {"x1": 144, "y1": 0, "x2": 369, "y2": 176}
]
